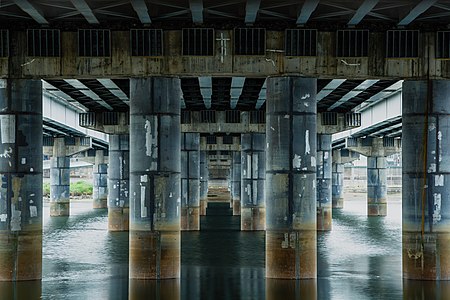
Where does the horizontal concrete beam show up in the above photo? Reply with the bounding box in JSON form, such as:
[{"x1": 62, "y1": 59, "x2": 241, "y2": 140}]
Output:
[
  {"x1": 1, "y1": 30, "x2": 448, "y2": 79},
  {"x1": 346, "y1": 136, "x2": 401, "y2": 157},
  {"x1": 318, "y1": 112, "x2": 361, "y2": 134},
  {"x1": 43, "y1": 136, "x2": 92, "y2": 156}
]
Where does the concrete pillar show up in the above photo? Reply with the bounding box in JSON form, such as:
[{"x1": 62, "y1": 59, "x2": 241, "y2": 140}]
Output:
[
  {"x1": 403, "y1": 80, "x2": 450, "y2": 280},
  {"x1": 367, "y1": 156, "x2": 387, "y2": 216},
  {"x1": 50, "y1": 138, "x2": 70, "y2": 216},
  {"x1": 93, "y1": 149, "x2": 108, "y2": 209},
  {"x1": 108, "y1": 134, "x2": 129, "y2": 231},
  {"x1": 241, "y1": 133, "x2": 265, "y2": 230},
  {"x1": 332, "y1": 150, "x2": 344, "y2": 209},
  {"x1": 181, "y1": 132, "x2": 200, "y2": 231},
  {"x1": 0, "y1": 79, "x2": 43, "y2": 281},
  {"x1": 199, "y1": 151, "x2": 208, "y2": 215},
  {"x1": 317, "y1": 134, "x2": 332, "y2": 230},
  {"x1": 266, "y1": 76, "x2": 317, "y2": 279},
  {"x1": 231, "y1": 151, "x2": 241, "y2": 216},
  {"x1": 129, "y1": 77, "x2": 181, "y2": 279}
]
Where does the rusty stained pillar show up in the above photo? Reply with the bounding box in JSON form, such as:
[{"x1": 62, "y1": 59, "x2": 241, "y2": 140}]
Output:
[
  {"x1": 231, "y1": 151, "x2": 241, "y2": 216},
  {"x1": 181, "y1": 132, "x2": 200, "y2": 231},
  {"x1": 199, "y1": 151, "x2": 208, "y2": 216},
  {"x1": 93, "y1": 149, "x2": 108, "y2": 209},
  {"x1": 129, "y1": 77, "x2": 181, "y2": 279},
  {"x1": 108, "y1": 134, "x2": 129, "y2": 231},
  {"x1": 367, "y1": 155, "x2": 387, "y2": 216},
  {"x1": 266, "y1": 76, "x2": 317, "y2": 279},
  {"x1": 241, "y1": 133, "x2": 265, "y2": 230},
  {"x1": 0, "y1": 79, "x2": 43, "y2": 281},
  {"x1": 316, "y1": 134, "x2": 332, "y2": 231},
  {"x1": 403, "y1": 80, "x2": 450, "y2": 280},
  {"x1": 49, "y1": 137, "x2": 70, "y2": 216}
]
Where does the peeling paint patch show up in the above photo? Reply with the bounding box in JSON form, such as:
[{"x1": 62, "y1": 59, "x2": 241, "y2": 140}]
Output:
[
  {"x1": 429, "y1": 124, "x2": 436, "y2": 131},
  {"x1": 284, "y1": 115, "x2": 290, "y2": 119},
  {"x1": 433, "y1": 193, "x2": 442, "y2": 224},
  {"x1": 0, "y1": 115, "x2": 15, "y2": 144},
  {"x1": 304, "y1": 102, "x2": 309, "y2": 107},
  {"x1": 311, "y1": 156, "x2": 316, "y2": 167},
  {"x1": 140, "y1": 175, "x2": 148, "y2": 183},
  {"x1": 428, "y1": 163, "x2": 436, "y2": 173},
  {"x1": 140, "y1": 186, "x2": 147, "y2": 218},
  {"x1": 29, "y1": 206, "x2": 37, "y2": 217},
  {"x1": 0, "y1": 214, "x2": 6, "y2": 222},
  {"x1": 301, "y1": 94, "x2": 310, "y2": 100},
  {"x1": 0, "y1": 147, "x2": 13, "y2": 158},
  {"x1": 293, "y1": 154, "x2": 301, "y2": 169},
  {"x1": 10, "y1": 207, "x2": 21, "y2": 231},
  {"x1": 305, "y1": 130, "x2": 310, "y2": 155},
  {"x1": 435, "y1": 175, "x2": 444, "y2": 186},
  {"x1": 21, "y1": 158, "x2": 26, "y2": 164}
]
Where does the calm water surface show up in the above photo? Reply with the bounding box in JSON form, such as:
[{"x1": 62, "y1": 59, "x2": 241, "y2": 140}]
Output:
[{"x1": 1, "y1": 193, "x2": 449, "y2": 299}]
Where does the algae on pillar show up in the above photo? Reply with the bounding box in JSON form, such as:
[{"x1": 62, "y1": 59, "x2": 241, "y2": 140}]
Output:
[
  {"x1": 0, "y1": 79, "x2": 43, "y2": 281},
  {"x1": 266, "y1": 76, "x2": 317, "y2": 279},
  {"x1": 129, "y1": 77, "x2": 181, "y2": 279}
]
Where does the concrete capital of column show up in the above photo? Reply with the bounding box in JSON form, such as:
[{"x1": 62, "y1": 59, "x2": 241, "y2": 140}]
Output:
[
  {"x1": 345, "y1": 137, "x2": 401, "y2": 157},
  {"x1": 44, "y1": 136, "x2": 93, "y2": 157},
  {"x1": 79, "y1": 111, "x2": 129, "y2": 135}
]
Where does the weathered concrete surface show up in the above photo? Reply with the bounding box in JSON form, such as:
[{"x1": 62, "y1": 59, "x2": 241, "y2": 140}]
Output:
[
  {"x1": 129, "y1": 77, "x2": 181, "y2": 279},
  {"x1": 231, "y1": 151, "x2": 241, "y2": 216},
  {"x1": 93, "y1": 149, "x2": 108, "y2": 209},
  {"x1": 332, "y1": 149, "x2": 360, "y2": 208},
  {"x1": 199, "y1": 151, "x2": 208, "y2": 216},
  {"x1": 403, "y1": 80, "x2": 450, "y2": 280},
  {"x1": 50, "y1": 138, "x2": 70, "y2": 216},
  {"x1": 241, "y1": 133, "x2": 265, "y2": 230},
  {"x1": 0, "y1": 79, "x2": 43, "y2": 281},
  {"x1": 266, "y1": 76, "x2": 317, "y2": 279},
  {"x1": 108, "y1": 134, "x2": 129, "y2": 231},
  {"x1": 316, "y1": 134, "x2": 332, "y2": 231},
  {"x1": 181, "y1": 133, "x2": 200, "y2": 231}
]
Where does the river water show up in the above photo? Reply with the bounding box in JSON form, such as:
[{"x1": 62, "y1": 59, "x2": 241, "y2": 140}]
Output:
[{"x1": 1, "y1": 192, "x2": 448, "y2": 299}]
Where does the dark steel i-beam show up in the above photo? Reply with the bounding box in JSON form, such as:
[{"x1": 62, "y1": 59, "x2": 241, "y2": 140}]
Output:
[
  {"x1": 129, "y1": 77, "x2": 181, "y2": 279},
  {"x1": 402, "y1": 80, "x2": 450, "y2": 280},
  {"x1": 266, "y1": 76, "x2": 317, "y2": 279},
  {"x1": 0, "y1": 79, "x2": 43, "y2": 281}
]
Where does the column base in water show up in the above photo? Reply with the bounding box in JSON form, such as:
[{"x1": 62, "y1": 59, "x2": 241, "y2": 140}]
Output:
[
  {"x1": 129, "y1": 231, "x2": 180, "y2": 279},
  {"x1": 403, "y1": 232, "x2": 450, "y2": 280},
  {"x1": 50, "y1": 201, "x2": 70, "y2": 217},
  {"x1": 93, "y1": 198, "x2": 108, "y2": 209},
  {"x1": 332, "y1": 197, "x2": 344, "y2": 209},
  {"x1": 108, "y1": 207, "x2": 129, "y2": 231},
  {"x1": 317, "y1": 206, "x2": 332, "y2": 231},
  {"x1": 241, "y1": 207, "x2": 265, "y2": 231},
  {"x1": 181, "y1": 207, "x2": 200, "y2": 231},
  {"x1": 200, "y1": 199, "x2": 207, "y2": 216},
  {"x1": 0, "y1": 231, "x2": 42, "y2": 281},
  {"x1": 233, "y1": 199, "x2": 241, "y2": 216},
  {"x1": 368, "y1": 199, "x2": 387, "y2": 216},
  {"x1": 266, "y1": 230, "x2": 316, "y2": 279}
]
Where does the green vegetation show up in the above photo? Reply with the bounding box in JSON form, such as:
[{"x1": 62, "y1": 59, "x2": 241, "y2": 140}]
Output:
[{"x1": 42, "y1": 181, "x2": 93, "y2": 197}]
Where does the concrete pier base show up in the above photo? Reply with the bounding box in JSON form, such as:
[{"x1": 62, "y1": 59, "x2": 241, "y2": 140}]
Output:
[
  {"x1": 50, "y1": 138, "x2": 70, "y2": 216},
  {"x1": 317, "y1": 134, "x2": 332, "y2": 231},
  {"x1": 231, "y1": 151, "x2": 241, "y2": 216},
  {"x1": 241, "y1": 133, "x2": 265, "y2": 231},
  {"x1": 0, "y1": 79, "x2": 43, "y2": 281},
  {"x1": 265, "y1": 76, "x2": 317, "y2": 279},
  {"x1": 199, "y1": 151, "x2": 208, "y2": 216},
  {"x1": 332, "y1": 150, "x2": 344, "y2": 209},
  {"x1": 93, "y1": 149, "x2": 108, "y2": 209},
  {"x1": 129, "y1": 77, "x2": 181, "y2": 279},
  {"x1": 181, "y1": 133, "x2": 200, "y2": 231},
  {"x1": 108, "y1": 134, "x2": 129, "y2": 232},
  {"x1": 367, "y1": 156, "x2": 387, "y2": 216},
  {"x1": 402, "y1": 80, "x2": 450, "y2": 280}
]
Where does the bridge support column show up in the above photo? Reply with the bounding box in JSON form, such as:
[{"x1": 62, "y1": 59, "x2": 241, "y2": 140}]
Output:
[
  {"x1": 93, "y1": 149, "x2": 108, "y2": 209},
  {"x1": 403, "y1": 80, "x2": 450, "y2": 280},
  {"x1": 317, "y1": 134, "x2": 332, "y2": 230},
  {"x1": 231, "y1": 151, "x2": 241, "y2": 216},
  {"x1": 129, "y1": 77, "x2": 181, "y2": 279},
  {"x1": 367, "y1": 156, "x2": 387, "y2": 216},
  {"x1": 0, "y1": 79, "x2": 43, "y2": 281},
  {"x1": 332, "y1": 150, "x2": 344, "y2": 209},
  {"x1": 181, "y1": 133, "x2": 200, "y2": 231},
  {"x1": 50, "y1": 138, "x2": 70, "y2": 216},
  {"x1": 108, "y1": 134, "x2": 129, "y2": 231},
  {"x1": 266, "y1": 76, "x2": 317, "y2": 279},
  {"x1": 199, "y1": 151, "x2": 208, "y2": 216},
  {"x1": 241, "y1": 133, "x2": 265, "y2": 230}
]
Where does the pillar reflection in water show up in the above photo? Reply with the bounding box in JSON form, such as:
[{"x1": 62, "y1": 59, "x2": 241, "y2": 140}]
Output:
[
  {"x1": 403, "y1": 280, "x2": 450, "y2": 299},
  {"x1": 0, "y1": 281, "x2": 42, "y2": 300},
  {"x1": 266, "y1": 279, "x2": 317, "y2": 300},
  {"x1": 129, "y1": 279, "x2": 180, "y2": 300}
]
